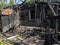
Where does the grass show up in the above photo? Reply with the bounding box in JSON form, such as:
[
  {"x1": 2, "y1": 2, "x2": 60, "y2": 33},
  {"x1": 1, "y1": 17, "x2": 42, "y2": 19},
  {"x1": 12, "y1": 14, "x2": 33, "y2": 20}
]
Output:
[
  {"x1": 0, "y1": 42, "x2": 4, "y2": 45},
  {"x1": 0, "y1": 36, "x2": 15, "y2": 45},
  {"x1": 16, "y1": 35, "x2": 22, "y2": 39}
]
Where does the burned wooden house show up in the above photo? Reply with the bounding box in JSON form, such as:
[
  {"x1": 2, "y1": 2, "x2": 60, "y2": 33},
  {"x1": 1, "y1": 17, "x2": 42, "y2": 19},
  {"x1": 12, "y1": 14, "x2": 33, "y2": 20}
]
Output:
[
  {"x1": 0, "y1": 0, "x2": 60, "y2": 45},
  {"x1": 19, "y1": 0, "x2": 60, "y2": 45},
  {"x1": 19, "y1": 0, "x2": 59, "y2": 28},
  {"x1": 0, "y1": 0, "x2": 60, "y2": 33}
]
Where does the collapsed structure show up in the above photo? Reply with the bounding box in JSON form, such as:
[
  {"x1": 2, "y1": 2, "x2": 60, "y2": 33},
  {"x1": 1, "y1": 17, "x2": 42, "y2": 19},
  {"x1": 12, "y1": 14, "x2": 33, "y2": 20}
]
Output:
[{"x1": 0, "y1": 0, "x2": 60, "y2": 45}]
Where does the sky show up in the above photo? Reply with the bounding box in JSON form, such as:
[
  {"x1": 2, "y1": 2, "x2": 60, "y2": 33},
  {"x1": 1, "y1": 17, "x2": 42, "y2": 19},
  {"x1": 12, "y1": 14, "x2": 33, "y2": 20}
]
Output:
[{"x1": 14, "y1": 0, "x2": 25, "y2": 4}]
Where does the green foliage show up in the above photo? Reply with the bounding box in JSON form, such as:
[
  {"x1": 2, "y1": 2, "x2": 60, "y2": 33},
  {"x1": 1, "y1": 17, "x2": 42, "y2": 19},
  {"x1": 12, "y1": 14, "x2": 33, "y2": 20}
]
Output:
[
  {"x1": 4, "y1": 39, "x2": 15, "y2": 45},
  {"x1": 9, "y1": 0, "x2": 14, "y2": 6},
  {"x1": 0, "y1": 36, "x2": 3, "y2": 42},
  {"x1": 16, "y1": 35, "x2": 22, "y2": 38},
  {"x1": 0, "y1": 42, "x2": 4, "y2": 45},
  {"x1": 26, "y1": 0, "x2": 30, "y2": 3},
  {"x1": 0, "y1": 36, "x2": 15, "y2": 45},
  {"x1": 0, "y1": 0, "x2": 14, "y2": 9}
]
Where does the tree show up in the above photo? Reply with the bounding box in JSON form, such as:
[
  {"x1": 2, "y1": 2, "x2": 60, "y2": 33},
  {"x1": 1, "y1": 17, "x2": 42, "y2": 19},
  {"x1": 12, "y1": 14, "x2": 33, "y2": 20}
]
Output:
[
  {"x1": 26, "y1": 0, "x2": 30, "y2": 3},
  {"x1": 0, "y1": 0, "x2": 14, "y2": 9},
  {"x1": 9, "y1": 0, "x2": 14, "y2": 6}
]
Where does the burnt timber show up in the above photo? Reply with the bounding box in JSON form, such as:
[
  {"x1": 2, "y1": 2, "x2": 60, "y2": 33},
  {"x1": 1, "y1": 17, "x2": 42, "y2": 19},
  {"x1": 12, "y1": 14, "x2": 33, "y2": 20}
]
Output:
[
  {"x1": 19, "y1": 0, "x2": 60, "y2": 45},
  {"x1": 0, "y1": 0, "x2": 60, "y2": 45}
]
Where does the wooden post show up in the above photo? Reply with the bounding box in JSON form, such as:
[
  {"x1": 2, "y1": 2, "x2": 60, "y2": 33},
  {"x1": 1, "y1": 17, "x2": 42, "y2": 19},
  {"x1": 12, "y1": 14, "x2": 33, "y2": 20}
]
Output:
[
  {"x1": 29, "y1": 4, "x2": 31, "y2": 20},
  {"x1": 0, "y1": 10, "x2": 2, "y2": 32}
]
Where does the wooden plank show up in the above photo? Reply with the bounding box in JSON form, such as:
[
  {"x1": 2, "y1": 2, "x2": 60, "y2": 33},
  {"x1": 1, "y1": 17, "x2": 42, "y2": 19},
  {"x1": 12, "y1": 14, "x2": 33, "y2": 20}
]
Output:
[
  {"x1": 20, "y1": 26, "x2": 55, "y2": 31},
  {"x1": 48, "y1": 3, "x2": 57, "y2": 16}
]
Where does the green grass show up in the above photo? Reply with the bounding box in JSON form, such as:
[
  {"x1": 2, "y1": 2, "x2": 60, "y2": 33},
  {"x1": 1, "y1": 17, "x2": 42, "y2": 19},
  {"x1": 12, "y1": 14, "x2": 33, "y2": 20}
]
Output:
[
  {"x1": 0, "y1": 42, "x2": 4, "y2": 45},
  {"x1": 16, "y1": 35, "x2": 22, "y2": 39}
]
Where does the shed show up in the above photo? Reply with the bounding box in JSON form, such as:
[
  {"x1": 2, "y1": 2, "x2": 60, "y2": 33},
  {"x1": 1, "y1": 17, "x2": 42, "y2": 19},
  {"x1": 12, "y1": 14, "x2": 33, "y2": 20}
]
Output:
[{"x1": 0, "y1": 9, "x2": 20, "y2": 33}]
